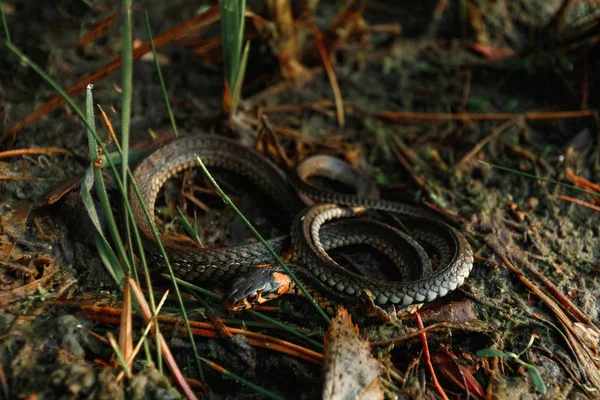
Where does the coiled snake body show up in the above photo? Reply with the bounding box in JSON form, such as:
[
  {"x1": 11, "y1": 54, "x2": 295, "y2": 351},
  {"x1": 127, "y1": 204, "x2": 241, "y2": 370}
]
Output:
[{"x1": 131, "y1": 134, "x2": 473, "y2": 312}]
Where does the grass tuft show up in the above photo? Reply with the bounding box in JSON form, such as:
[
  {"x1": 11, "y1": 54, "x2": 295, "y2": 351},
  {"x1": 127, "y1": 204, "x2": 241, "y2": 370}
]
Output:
[{"x1": 219, "y1": 0, "x2": 249, "y2": 115}]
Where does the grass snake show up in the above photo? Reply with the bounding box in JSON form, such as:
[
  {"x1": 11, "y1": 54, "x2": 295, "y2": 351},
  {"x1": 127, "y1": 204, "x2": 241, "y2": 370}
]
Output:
[{"x1": 130, "y1": 134, "x2": 473, "y2": 312}]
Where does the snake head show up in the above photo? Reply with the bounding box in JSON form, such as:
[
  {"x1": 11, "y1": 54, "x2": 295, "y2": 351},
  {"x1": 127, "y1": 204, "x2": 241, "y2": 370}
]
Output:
[{"x1": 222, "y1": 266, "x2": 293, "y2": 312}]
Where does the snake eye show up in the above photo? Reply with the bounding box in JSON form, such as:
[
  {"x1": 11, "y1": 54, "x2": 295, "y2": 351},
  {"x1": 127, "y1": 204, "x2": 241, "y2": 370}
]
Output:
[{"x1": 247, "y1": 292, "x2": 259, "y2": 303}]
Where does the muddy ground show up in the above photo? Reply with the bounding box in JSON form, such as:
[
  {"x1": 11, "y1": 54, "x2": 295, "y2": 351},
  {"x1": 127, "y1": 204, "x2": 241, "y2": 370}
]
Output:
[{"x1": 1, "y1": 0, "x2": 600, "y2": 399}]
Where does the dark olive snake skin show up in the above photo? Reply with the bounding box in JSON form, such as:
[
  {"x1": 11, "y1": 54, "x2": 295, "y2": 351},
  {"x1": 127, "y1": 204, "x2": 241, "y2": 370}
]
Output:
[{"x1": 131, "y1": 134, "x2": 474, "y2": 309}]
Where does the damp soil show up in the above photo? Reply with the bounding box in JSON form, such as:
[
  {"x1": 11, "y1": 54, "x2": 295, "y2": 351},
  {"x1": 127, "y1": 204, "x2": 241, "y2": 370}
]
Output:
[{"x1": 1, "y1": 0, "x2": 600, "y2": 399}]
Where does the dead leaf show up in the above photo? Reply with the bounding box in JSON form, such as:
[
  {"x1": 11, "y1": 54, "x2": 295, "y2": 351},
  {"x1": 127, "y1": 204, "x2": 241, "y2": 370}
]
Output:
[
  {"x1": 322, "y1": 306, "x2": 383, "y2": 400},
  {"x1": 566, "y1": 168, "x2": 600, "y2": 205},
  {"x1": 431, "y1": 352, "x2": 485, "y2": 400},
  {"x1": 573, "y1": 323, "x2": 600, "y2": 355},
  {"x1": 355, "y1": 290, "x2": 390, "y2": 324},
  {"x1": 467, "y1": 42, "x2": 517, "y2": 61},
  {"x1": 0, "y1": 257, "x2": 57, "y2": 307}
]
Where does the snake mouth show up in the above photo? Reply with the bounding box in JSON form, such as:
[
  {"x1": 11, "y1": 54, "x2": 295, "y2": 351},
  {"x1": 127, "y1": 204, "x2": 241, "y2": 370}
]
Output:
[
  {"x1": 221, "y1": 287, "x2": 255, "y2": 311},
  {"x1": 222, "y1": 298, "x2": 251, "y2": 312},
  {"x1": 222, "y1": 291, "x2": 271, "y2": 312}
]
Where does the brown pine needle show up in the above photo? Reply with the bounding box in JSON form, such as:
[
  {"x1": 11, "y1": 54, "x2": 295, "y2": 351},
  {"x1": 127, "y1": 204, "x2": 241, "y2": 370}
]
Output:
[
  {"x1": 456, "y1": 118, "x2": 517, "y2": 167},
  {"x1": 97, "y1": 105, "x2": 120, "y2": 150},
  {"x1": 306, "y1": 20, "x2": 345, "y2": 128},
  {"x1": 0, "y1": 147, "x2": 70, "y2": 159},
  {"x1": 416, "y1": 312, "x2": 449, "y2": 400},
  {"x1": 78, "y1": 304, "x2": 324, "y2": 365},
  {"x1": 551, "y1": 194, "x2": 600, "y2": 212},
  {"x1": 5, "y1": 6, "x2": 221, "y2": 144},
  {"x1": 76, "y1": 14, "x2": 117, "y2": 46},
  {"x1": 566, "y1": 168, "x2": 600, "y2": 193},
  {"x1": 376, "y1": 109, "x2": 594, "y2": 121},
  {"x1": 116, "y1": 290, "x2": 170, "y2": 383},
  {"x1": 126, "y1": 278, "x2": 201, "y2": 400},
  {"x1": 0, "y1": 175, "x2": 46, "y2": 181},
  {"x1": 566, "y1": 168, "x2": 600, "y2": 205}
]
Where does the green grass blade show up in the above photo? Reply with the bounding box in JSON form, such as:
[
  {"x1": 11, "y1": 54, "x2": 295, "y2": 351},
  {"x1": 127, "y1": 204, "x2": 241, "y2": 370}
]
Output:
[
  {"x1": 194, "y1": 155, "x2": 331, "y2": 324},
  {"x1": 80, "y1": 167, "x2": 125, "y2": 284},
  {"x1": 200, "y1": 357, "x2": 285, "y2": 400},
  {"x1": 4, "y1": 42, "x2": 137, "y2": 289},
  {"x1": 109, "y1": 334, "x2": 133, "y2": 378},
  {"x1": 171, "y1": 278, "x2": 325, "y2": 350},
  {"x1": 144, "y1": 10, "x2": 179, "y2": 137},
  {"x1": 231, "y1": 40, "x2": 250, "y2": 115},
  {"x1": 94, "y1": 234, "x2": 123, "y2": 284},
  {"x1": 479, "y1": 161, "x2": 600, "y2": 199},
  {"x1": 0, "y1": 1, "x2": 12, "y2": 42},
  {"x1": 3, "y1": 44, "x2": 127, "y2": 199},
  {"x1": 128, "y1": 290, "x2": 169, "y2": 371},
  {"x1": 3, "y1": 30, "x2": 191, "y2": 382},
  {"x1": 4, "y1": 39, "x2": 142, "y2": 285},
  {"x1": 120, "y1": 0, "x2": 133, "y2": 191},
  {"x1": 176, "y1": 206, "x2": 202, "y2": 245},
  {"x1": 127, "y1": 173, "x2": 205, "y2": 381},
  {"x1": 82, "y1": 85, "x2": 129, "y2": 283}
]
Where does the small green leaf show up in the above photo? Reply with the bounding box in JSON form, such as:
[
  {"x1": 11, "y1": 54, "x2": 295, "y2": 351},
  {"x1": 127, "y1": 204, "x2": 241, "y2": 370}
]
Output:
[
  {"x1": 506, "y1": 98, "x2": 519, "y2": 112},
  {"x1": 374, "y1": 171, "x2": 391, "y2": 186},
  {"x1": 526, "y1": 365, "x2": 547, "y2": 395},
  {"x1": 196, "y1": 5, "x2": 212, "y2": 14},
  {"x1": 467, "y1": 96, "x2": 490, "y2": 112},
  {"x1": 176, "y1": 206, "x2": 202, "y2": 245},
  {"x1": 476, "y1": 348, "x2": 511, "y2": 358},
  {"x1": 428, "y1": 192, "x2": 448, "y2": 209},
  {"x1": 382, "y1": 57, "x2": 395, "y2": 75}
]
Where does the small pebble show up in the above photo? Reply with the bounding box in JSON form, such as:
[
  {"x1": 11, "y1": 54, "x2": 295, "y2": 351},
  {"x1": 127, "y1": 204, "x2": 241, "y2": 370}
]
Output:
[{"x1": 527, "y1": 196, "x2": 539, "y2": 210}]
